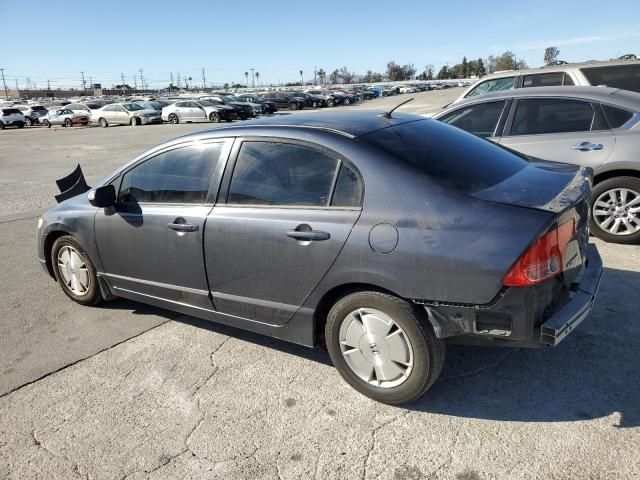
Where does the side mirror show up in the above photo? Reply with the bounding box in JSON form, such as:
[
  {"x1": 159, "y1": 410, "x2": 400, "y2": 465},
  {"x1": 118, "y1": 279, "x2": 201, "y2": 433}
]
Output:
[{"x1": 88, "y1": 184, "x2": 116, "y2": 208}]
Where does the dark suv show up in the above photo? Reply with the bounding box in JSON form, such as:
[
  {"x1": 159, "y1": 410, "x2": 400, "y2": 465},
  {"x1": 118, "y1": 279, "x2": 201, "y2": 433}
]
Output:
[{"x1": 259, "y1": 91, "x2": 306, "y2": 110}]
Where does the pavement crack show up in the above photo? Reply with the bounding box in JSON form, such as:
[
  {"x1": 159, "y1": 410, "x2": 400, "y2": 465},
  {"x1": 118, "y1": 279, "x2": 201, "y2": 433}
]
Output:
[
  {"x1": 441, "y1": 349, "x2": 518, "y2": 381},
  {"x1": 31, "y1": 429, "x2": 88, "y2": 479},
  {"x1": 362, "y1": 410, "x2": 410, "y2": 479}
]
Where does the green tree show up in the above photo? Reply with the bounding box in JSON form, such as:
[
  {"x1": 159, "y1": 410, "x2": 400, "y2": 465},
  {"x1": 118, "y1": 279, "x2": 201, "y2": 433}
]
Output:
[
  {"x1": 329, "y1": 69, "x2": 339, "y2": 84},
  {"x1": 436, "y1": 66, "x2": 449, "y2": 79},
  {"x1": 461, "y1": 57, "x2": 469, "y2": 78},
  {"x1": 476, "y1": 58, "x2": 486, "y2": 77},
  {"x1": 339, "y1": 66, "x2": 354, "y2": 84},
  {"x1": 544, "y1": 46, "x2": 560, "y2": 65},
  {"x1": 317, "y1": 69, "x2": 326, "y2": 84}
]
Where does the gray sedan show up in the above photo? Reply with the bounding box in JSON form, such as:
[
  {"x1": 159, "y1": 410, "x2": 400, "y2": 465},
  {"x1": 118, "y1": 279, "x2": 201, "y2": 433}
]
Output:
[
  {"x1": 433, "y1": 86, "x2": 640, "y2": 244},
  {"x1": 37, "y1": 111, "x2": 601, "y2": 404},
  {"x1": 93, "y1": 102, "x2": 162, "y2": 127}
]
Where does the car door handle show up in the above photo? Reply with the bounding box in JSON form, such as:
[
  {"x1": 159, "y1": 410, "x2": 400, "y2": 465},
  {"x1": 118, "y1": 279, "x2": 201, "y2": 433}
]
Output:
[
  {"x1": 571, "y1": 142, "x2": 604, "y2": 151},
  {"x1": 286, "y1": 230, "x2": 331, "y2": 241},
  {"x1": 168, "y1": 222, "x2": 199, "y2": 232}
]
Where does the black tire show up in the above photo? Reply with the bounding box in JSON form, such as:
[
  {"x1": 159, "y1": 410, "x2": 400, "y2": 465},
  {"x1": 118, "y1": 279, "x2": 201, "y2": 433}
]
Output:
[
  {"x1": 43, "y1": 120, "x2": 51, "y2": 128},
  {"x1": 25, "y1": 117, "x2": 33, "y2": 127},
  {"x1": 16, "y1": 122, "x2": 25, "y2": 128},
  {"x1": 289, "y1": 102, "x2": 299, "y2": 111},
  {"x1": 209, "y1": 112, "x2": 221, "y2": 123},
  {"x1": 99, "y1": 118, "x2": 108, "y2": 128},
  {"x1": 64, "y1": 118, "x2": 73, "y2": 127},
  {"x1": 51, "y1": 235, "x2": 102, "y2": 306},
  {"x1": 130, "y1": 116, "x2": 140, "y2": 126},
  {"x1": 0, "y1": 121, "x2": 4, "y2": 129},
  {"x1": 343, "y1": 97, "x2": 351, "y2": 105},
  {"x1": 168, "y1": 113, "x2": 179, "y2": 124},
  {"x1": 325, "y1": 291, "x2": 445, "y2": 405},
  {"x1": 590, "y1": 176, "x2": 640, "y2": 244},
  {"x1": 312, "y1": 101, "x2": 319, "y2": 109}
]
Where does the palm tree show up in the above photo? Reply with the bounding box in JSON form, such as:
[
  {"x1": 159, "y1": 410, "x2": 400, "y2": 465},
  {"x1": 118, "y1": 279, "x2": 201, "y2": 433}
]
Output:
[
  {"x1": 255, "y1": 72, "x2": 260, "y2": 86},
  {"x1": 317, "y1": 69, "x2": 325, "y2": 85},
  {"x1": 244, "y1": 71, "x2": 249, "y2": 87},
  {"x1": 299, "y1": 70, "x2": 304, "y2": 85},
  {"x1": 187, "y1": 76, "x2": 193, "y2": 90},
  {"x1": 330, "y1": 69, "x2": 339, "y2": 84}
]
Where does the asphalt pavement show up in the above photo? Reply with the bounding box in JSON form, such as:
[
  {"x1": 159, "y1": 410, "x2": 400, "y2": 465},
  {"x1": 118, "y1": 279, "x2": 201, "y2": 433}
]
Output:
[{"x1": 1, "y1": 88, "x2": 639, "y2": 479}]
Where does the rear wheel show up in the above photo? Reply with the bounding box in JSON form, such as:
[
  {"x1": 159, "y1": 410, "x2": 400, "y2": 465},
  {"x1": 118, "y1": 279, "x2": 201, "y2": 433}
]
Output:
[
  {"x1": 209, "y1": 112, "x2": 220, "y2": 123},
  {"x1": 591, "y1": 176, "x2": 640, "y2": 244},
  {"x1": 25, "y1": 117, "x2": 33, "y2": 126},
  {"x1": 289, "y1": 102, "x2": 298, "y2": 111},
  {"x1": 130, "y1": 116, "x2": 140, "y2": 126},
  {"x1": 343, "y1": 97, "x2": 351, "y2": 105},
  {"x1": 168, "y1": 113, "x2": 179, "y2": 124},
  {"x1": 51, "y1": 235, "x2": 101, "y2": 306},
  {"x1": 43, "y1": 120, "x2": 51, "y2": 128},
  {"x1": 64, "y1": 118, "x2": 73, "y2": 127},
  {"x1": 325, "y1": 291, "x2": 445, "y2": 404},
  {"x1": 99, "y1": 118, "x2": 108, "y2": 128}
]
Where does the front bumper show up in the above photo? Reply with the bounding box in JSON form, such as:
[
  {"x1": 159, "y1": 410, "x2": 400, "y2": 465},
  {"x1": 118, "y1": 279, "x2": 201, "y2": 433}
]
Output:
[
  {"x1": 539, "y1": 244, "x2": 602, "y2": 346},
  {"x1": 140, "y1": 116, "x2": 162, "y2": 124}
]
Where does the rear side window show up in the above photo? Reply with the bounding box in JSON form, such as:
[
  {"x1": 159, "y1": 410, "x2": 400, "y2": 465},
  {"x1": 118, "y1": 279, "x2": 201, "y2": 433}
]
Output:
[
  {"x1": 331, "y1": 163, "x2": 363, "y2": 207},
  {"x1": 228, "y1": 142, "x2": 339, "y2": 206},
  {"x1": 2, "y1": 108, "x2": 21, "y2": 115},
  {"x1": 438, "y1": 101, "x2": 506, "y2": 138},
  {"x1": 362, "y1": 120, "x2": 527, "y2": 194},
  {"x1": 465, "y1": 77, "x2": 514, "y2": 98},
  {"x1": 510, "y1": 98, "x2": 596, "y2": 135},
  {"x1": 522, "y1": 72, "x2": 573, "y2": 87},
  {"x1": 581, "y1": 64, "x2": 640, "y2": 93},
  {"x1": 118, "y1": 143, "x2": 224, "y2": 204},
  {"x1": 601, "y1": 104, "x2": 634, "y2": 128}
]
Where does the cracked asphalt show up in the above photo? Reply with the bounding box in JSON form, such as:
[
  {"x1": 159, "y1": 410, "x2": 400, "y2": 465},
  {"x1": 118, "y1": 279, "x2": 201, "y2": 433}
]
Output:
[{"x1": 1, "y1": 89, "x2": 639, "y2": 479}]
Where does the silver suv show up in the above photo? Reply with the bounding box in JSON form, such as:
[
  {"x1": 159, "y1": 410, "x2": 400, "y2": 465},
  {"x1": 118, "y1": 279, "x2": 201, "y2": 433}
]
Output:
[
  {"x1": 0, "y1": 107, "x2": 26, "y2": 129},
  {"x1": 452, "y1": 56, "x2": 640, "y2": 105},
  {"x1": 434, "y1": 86, "x2": 640, "y2": 244}
]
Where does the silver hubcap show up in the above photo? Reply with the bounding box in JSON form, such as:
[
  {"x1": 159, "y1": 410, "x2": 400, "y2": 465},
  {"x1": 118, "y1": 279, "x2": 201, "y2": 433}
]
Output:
[
  {"x1": 339, "y1": 308, "x2": 413, "y2": 388},
  {"x1": 57, "y1": 246, "x2": 90, "y2": 295},
  {"x1": 593, "y1": 188, "x2": 640, "y2": 236}
]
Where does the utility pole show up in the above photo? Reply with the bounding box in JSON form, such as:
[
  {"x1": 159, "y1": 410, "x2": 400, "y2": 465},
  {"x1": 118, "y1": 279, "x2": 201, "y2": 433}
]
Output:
[
  {"x1": 120, "y1": 73, "x2": 126, "y2": 95},
  {"x1": 0, "y1": 68, "x2": 8, "y2": 98},
  {"x1": 250, "y1": 68, "x2": 255, "y2": 88},
  {"x1": 314, "y1": 66, "x2": 317, "y2": 86},
  {"x1": 47, "y1": 80, "x2": 51, "y2": 91},
  {"x1": 201, "y1": 68, "x2": 206, "y2": 90},
  {"x1": 15, "y1": 79, "x2": 19, "y2": 96},
  {"x1": 81, "y1": 71, "x2": 86, "y2": 92},
  {"x1": 170, "y1": 72, "x2": 174, "y2": 90},
  {"x1": 139, "y1": 68, "x2": 144, "y2": 92},
  {"x1": 133, "y1": 73, "x2": 138, "y2": 91}
]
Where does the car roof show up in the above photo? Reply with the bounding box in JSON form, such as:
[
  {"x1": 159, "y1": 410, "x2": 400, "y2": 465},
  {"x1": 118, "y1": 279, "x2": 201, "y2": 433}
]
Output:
[
  {"x1": 485, "y1": 58, "x2": 640, "y2": 77},
  {"x1": 447, "y1": 86, "x2": 640, "y2": 111}
]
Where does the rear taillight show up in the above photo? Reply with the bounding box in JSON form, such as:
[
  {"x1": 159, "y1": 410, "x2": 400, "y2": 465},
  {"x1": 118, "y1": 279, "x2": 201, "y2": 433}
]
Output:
[{"x1": 503, "y1": 219, "x2": 576, "y2": 287}]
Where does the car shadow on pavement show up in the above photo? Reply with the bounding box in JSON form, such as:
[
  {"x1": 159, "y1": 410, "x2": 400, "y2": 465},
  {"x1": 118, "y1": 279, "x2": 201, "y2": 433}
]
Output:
[{"x1": 409, "y1": 266, "x2": 640, "y2": 428}]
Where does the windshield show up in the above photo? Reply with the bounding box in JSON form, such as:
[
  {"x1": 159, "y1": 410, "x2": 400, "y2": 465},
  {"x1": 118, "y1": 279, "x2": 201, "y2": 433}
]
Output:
[
  {"x1": 123, "y1": 103, "x2": 144, "y2": 111},
  {"x1": 362, "y1": 119, "x2": 528, "y2": 194},
  {"x1": 198, "y1": 100, "x2": 214, "y2": 106},
  {"x1": 223, "y1": 96, "x2": 240, "y2": 102}
]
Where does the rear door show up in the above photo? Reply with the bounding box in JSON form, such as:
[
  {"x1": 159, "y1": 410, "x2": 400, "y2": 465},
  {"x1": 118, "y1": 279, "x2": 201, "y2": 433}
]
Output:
[
  {"x1": 499, "y1": 97, "x2": 614, "y2": 170},
  {"x1": 95, "y1": 140, "x2": 230, "y2": 308},
  {"x1": 204, "y1": 139, "x2": 363, "y2": 325}
]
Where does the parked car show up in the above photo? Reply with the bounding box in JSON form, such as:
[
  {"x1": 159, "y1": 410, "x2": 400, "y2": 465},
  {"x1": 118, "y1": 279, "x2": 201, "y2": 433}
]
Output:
[
  {"x1": 291, "y1": 91, "x2": 328, "y2": 108},
  {"x1": 434, "y1": 86, "x2": 640, "y2": 243},
  {"x1": 39, "y1": 111, "x2": 601, "y2": 404},
  {"x1": 134, "y1": 101, "x2": 169, "y2": 112},
  {"x1": 202, "y1": 96, "x2": 256, "y2": 119},
  {"x1": 397, "y1": 85, "x2": 418, "y2": 94},
  {"x1": 328, "y1": 89, "x2": 358, "y2": 105},
  {"x1": 234, "y1": 94, "x2": 278, "y2": 114},
  {"x1": 353, "y1": 86, "x2": 377, "y2": 99},
  {"x1": 65, "y1": 101, "x2": 108, "y2": 120},
  {"x1": 370, "y1": 85, "x2": 395, "y2": 97},
  {"x1": 93, "y1": 103, "x2": 162, "y2": 127},
  {"x1": 304, "y1": 89, "x2": 336, "y2": 107},
  {"x1": 40, "y1": 108, "x2": 90, "y2": 128},
  {"x1": 162, "y1": 100, "x2": 238, "y2": 123},
  {"x1": 259, "y1": 91, "x2": 306, "y2": 110},
  {"x1": 0, "y1": 108, "x2": 25, "y2": 129},
  {"x1": 16, "y1": 105, "x2": 48, "y2": 126},
  {"x1": 452, "y1": 56, "x2": 640, "y2": 105}
]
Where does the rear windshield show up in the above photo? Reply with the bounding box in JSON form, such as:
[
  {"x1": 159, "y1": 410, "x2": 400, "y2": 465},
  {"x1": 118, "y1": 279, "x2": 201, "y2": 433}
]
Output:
[
  {"x1": 362, "y1": 120, "x2": 528, "y2": 194},
  {"x1": 581, "y1": 64, "x2": 640, "y2": 93},
  {"x1": 2, "y1": 108, "x2": 21, "y2": 115}
]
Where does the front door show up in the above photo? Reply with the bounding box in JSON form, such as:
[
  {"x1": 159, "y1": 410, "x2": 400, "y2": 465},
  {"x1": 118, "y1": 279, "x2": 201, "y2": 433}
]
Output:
[
  {"x1": 95, "y1": 140, "x2": 229, "y2": 308},
  {"x1": 204, "y1": 139, "x2": 363, "y2": 325},
  {"x1": 499, "y1": 97, "x2": 615, "y2": 170}
]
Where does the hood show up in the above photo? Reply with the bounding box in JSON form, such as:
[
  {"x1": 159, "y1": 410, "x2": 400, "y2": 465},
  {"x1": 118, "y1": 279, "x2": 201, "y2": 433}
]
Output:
[
  {"x1": 473, "y1": 159, "x2": 592, "y2": 214},
  {"x1": 134, "y1": 108, "x2": 159, "y2": 116}
]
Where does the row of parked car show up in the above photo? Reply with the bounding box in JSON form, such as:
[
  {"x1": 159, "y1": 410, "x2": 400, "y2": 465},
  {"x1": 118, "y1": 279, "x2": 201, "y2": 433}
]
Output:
[{"x1": 0, "y1": 82, "x2": 438, "y2": 130}]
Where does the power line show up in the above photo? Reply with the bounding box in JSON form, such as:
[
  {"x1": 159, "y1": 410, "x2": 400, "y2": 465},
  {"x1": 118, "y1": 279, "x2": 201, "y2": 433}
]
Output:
[{"x1": 0, "y1": 68, "x2": 8, "y2": 97}]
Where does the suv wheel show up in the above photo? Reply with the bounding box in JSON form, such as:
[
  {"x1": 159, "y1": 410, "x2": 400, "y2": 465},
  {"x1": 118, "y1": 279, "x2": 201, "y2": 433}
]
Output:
[
  {"x1": 325, "y1": 291, "x2": 445, "y2": 404},
  {"x1": 591, "y1": 176, "x2": 640, "y2": 244}
]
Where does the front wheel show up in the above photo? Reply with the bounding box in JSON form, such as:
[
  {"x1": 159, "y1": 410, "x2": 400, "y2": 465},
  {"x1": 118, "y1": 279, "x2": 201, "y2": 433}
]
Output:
[
  {"x1": 43, "y1": 120, "x2": 51, "y2": 128},
  {"x1": 130, "y1": 116, "x2": 140, "y2": 126},
  {"x1": 325, "y1": 292, "x2": 445, "y2": 404},
  {"x1": 591, "y1": 176, "x2": 640, "y2": 244},
  {"x1": 289, "y1": 102, "x2": 299, "y2": 111},
  {"x1": 51, "y1": 235, "x2": 102, "y2": 306},
  {"x1": 209, "y1": 112, "x2": 220, "y2": 123},
  {"x1": 25, "y1": 117, "x2": 33, "y2": 126},
  {"x1": 64, "y1": 118, "x2": 73, "y2": 127}
]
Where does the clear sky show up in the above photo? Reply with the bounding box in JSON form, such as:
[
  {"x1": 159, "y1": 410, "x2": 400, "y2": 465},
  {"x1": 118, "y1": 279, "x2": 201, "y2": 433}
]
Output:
[{"x1": 1, "y1": 0, "x2": 639, "y2": 89}]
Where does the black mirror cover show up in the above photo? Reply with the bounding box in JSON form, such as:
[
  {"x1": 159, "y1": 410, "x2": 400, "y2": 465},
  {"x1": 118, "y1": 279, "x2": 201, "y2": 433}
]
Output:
[
  {"x1": 55, "y1": 164, "x2": 91, "y2": 203},
  {"x1": 88, "y1": 184, "x2": 116, "y2": 208}
]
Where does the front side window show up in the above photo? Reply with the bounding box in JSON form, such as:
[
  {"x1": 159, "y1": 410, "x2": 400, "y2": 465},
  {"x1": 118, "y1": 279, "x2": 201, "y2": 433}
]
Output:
[
  {"x1": 522, "y1": 72, "x2": 571, "y2": 87},
  {"x1": 510, "y1": 98, "x2": 596, "y2": 135},
  {"x1": 439, "y1": 101, "x2": 506, "y2": 138},
  {"x1": 581, "y1": 64, "x2": 640, "y2": 93},
  {"x1": 466, "y1": 77, "x2": 515, "y2": 98},
  {"x1": 118, "y1": 143, "x2": 224, "y2": 204},
  {"x1": 228, "y1": 142, "x2": 339, "y2": 206}
]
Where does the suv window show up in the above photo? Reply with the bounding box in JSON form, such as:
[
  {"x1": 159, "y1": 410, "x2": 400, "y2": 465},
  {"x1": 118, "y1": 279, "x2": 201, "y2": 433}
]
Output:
[
  {"x1": 228, "y1": 141, "x2": 339, "y2": 206},
  {"x1": 581, "y1": 64, "x2": 640, "y2": 93},
  {"x1": 510, "y1": 98, "x2": 596, "y2": 135},
  {"x1": 362, "y1": 120, "x2": 527, "y2": 195},
  {"x1": 118, "y1": 143, "x2": 224, "y2": 204},
  {"x1": 601, "y1": 104, "x2": 634, "y2": 128},
  {"x1": 439, "y1": 101, "x2": 506, "y2": 138},
  {"x1": 522, "y1": 72, "x2": 573, "y2": 87},
  {"x1": 465, "y1": 77, "x2": 514, "y2": 98}
]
